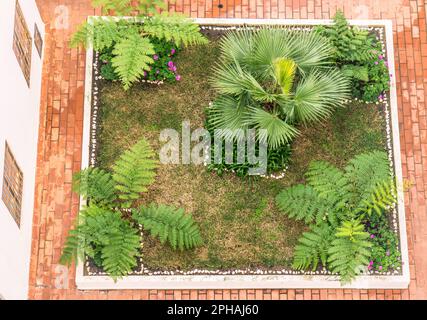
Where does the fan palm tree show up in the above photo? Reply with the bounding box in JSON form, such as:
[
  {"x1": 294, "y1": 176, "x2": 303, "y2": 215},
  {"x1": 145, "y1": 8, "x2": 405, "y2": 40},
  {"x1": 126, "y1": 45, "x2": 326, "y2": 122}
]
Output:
[{"x1": 208, "y1": 27, "x2": 351, "y2": 150}]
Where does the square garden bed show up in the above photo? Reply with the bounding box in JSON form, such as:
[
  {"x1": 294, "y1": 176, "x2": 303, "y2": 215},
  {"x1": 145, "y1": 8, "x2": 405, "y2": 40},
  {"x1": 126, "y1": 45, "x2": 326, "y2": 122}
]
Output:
[{"x1": 75, "y1": 18, "x2": 409, "y2": 289}]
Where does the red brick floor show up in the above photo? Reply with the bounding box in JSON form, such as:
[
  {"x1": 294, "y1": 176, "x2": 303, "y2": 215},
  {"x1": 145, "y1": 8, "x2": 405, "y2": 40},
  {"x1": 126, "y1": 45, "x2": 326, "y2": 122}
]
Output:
[{"x1": 29, "y1": 0, "x2": 427, "y2": 300}]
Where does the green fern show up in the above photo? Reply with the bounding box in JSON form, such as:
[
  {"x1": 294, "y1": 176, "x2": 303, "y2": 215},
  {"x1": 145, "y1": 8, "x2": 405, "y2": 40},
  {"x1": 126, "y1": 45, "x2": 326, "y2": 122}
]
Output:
[
  {"x1": 292, "y1": 224, "x2": 334, "y2": 271},
  {"x1": 112, "y1": 139, "x2": 158, "y2": 207},
  {"x1": 60, "y1": 205, "x2": 141, "y2": 280},
  {"x1": 357, "y1": 180, "x2": 397, "y2": 216},
  {"x1": 101, "y1": 226, "x2": 141, "y2": 279},
  {"x1": 276, "y1": 185, "x2": 334, "y2": 225},
  {"x1": 276, "y1": 151, "x2": 397, "y2": 282},
  {"x1": 142, "y1": 12, "x2": 208, "y2": 47},
  {"x1": 112, "y1": 33, "x2": 155, "y2": 90},
  {"x1": 328, "y1": 220, "x2": 372, "y2": 283},
  {"x1": 341, "y1": 65, "x2": 369, "y2": 82},
  {"x1": 317, "y1": 10, "x2": 378, "y2": 63},
  {"x1": 133, "y1": 204, "x2": 203, "y2": 250},
  {"x1": 72, "y1": 167, "x2": 117, "y2": 207}
]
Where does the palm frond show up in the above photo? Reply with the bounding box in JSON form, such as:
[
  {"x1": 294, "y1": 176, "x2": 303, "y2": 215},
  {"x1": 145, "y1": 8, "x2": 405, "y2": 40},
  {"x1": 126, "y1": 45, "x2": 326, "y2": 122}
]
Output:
[
  {"x1": 207, "y1": 95, "x2": 249, "y2": 141},
  {"x1": 292, "y1": 68, "x2": 350, "y2": 123},
  {"x1": 273, "y1": 58, "x2": 297, "y2": 95}
]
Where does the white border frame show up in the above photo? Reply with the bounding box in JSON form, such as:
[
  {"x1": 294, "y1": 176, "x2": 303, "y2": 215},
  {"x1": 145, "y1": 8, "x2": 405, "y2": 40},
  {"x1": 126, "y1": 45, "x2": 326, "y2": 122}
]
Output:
[{"x1": 77, "y1": 18, "x2": 409, "y2": 290}]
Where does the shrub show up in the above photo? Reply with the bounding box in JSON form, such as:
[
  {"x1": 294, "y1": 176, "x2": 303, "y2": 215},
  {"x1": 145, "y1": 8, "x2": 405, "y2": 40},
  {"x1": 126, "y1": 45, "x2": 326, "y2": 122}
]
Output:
[
  {"x1": 207, "y1": 27, "x2": 350, "y2": 151},
  {"x1": 71, "y1": 13, "x2": 207, "y2": 89},
  {"x1": 365, "y1": 213, "x2": 401, "y2": 273},
  {"x1": 276, "y1": 151, "x2": 398, "y2": 282},
  {"x1": 61, "y1": 138, "x2": 203, "y2": 279}
]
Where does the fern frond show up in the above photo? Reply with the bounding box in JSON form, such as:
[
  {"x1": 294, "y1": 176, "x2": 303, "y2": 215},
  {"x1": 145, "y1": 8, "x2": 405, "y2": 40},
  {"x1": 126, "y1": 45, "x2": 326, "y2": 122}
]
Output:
[
  {"x1": 142, "y1": 13, "x2": 208, "y2": 47},
  {"x1": 357, "y1": 179, "x2": 397, "y2": 216},
  {"x1": 60, "y1": 205, "x2": 140, "y2": 280},
  {"x1": 341, "y1": 64, "x2": 369, "y2": 82},
  {"x1": 112, "y1": 33, "x2": 155, "y2": 90},
  {"x1": 328, "y1": 220, "x2": 372, "y2": 283},
  {"x1": 273, "y1": 58, "x2": 297, "y2": 95},
  {"x1": 276, "y1": 185, "x2": 333, "y2": 225},
  {"x1": 72, "y1": 167, "x2": 117, "y2": 207},
  {"x1": 292, "y1": 224, "x2": 334, "y2": 271},
  {"x1": 133, "y1": 204, "x2": 203, "y2": 250},
  {"x1": 112, "y1": 139, "x2": 158, "y2": 208},
  {"x1": 305, "y1": 160, "x2": 350, "y2": 211},
  {"x1": 344, "y1": 151, "x2": 391, "y2": 205}
]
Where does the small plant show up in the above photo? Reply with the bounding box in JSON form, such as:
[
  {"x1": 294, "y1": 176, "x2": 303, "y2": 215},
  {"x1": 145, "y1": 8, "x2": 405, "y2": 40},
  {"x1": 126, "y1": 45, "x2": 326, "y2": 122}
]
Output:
[
  {"x1": 275, "y1": 151, "x2": 398, "y2": 283},
  {"x1": 316, "y1": 10, "x2": 390, "y2": 102},
  {"x1": 61, "y1": 138, "x2": 203, "y2": 279},
  {"x1": 71, "y1": 3, "x2": 207, "y2": 89},
  {"x1": 365, "y1": 213, "x2": 401, "y2": 273},
  {"x1": 207, "y1": 27, "x2": 350, "y2": 151}
]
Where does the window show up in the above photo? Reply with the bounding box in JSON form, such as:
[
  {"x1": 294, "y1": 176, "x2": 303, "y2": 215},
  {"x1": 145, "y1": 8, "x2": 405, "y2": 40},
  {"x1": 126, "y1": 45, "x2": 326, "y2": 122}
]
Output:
[
  {"x1": 34, "y1": 23, "x2": 43, "y2": 57},
  {"x1": 12, "y1": 0, "x2": 32, "y2": 86},
  {"x1": 2, "y1": 143, "x2": 23, "y2": 227}
]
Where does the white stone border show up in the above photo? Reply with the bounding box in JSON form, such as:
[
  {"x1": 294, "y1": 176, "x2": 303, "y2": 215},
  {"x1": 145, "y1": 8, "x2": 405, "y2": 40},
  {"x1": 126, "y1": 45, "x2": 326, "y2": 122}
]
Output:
[{"x1": 76, "y1": 18, "x2": 409, "y2": 290}]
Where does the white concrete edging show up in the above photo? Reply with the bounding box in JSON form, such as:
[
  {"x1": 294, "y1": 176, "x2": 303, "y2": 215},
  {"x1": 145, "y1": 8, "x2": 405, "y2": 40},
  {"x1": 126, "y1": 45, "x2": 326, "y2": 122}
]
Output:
[{"x1": 76, "y1": 18, "x2": 409, "y2": 290}]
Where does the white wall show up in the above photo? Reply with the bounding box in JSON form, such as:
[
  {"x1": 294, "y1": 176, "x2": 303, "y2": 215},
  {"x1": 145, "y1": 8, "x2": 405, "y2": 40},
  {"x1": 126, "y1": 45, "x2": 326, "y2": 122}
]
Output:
[{"x1": 0, "y1": 0, "x2": 45, "y2": 300}]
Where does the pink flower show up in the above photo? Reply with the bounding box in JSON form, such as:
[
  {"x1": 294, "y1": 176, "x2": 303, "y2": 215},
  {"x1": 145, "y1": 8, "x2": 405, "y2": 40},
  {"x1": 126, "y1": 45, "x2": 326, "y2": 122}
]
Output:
[
  {"x1": 379, "y1": 54, "x2": 384, "y2": 60},
  {"x1": 167, "y1": 61, "x2": 174, "y2": 68},
  {"x1": 171, "y1": 48, "x2": 176, "y2": 55},
  {"x1": 153, "y1": 54, "x2": 159, "y2": 61},
  {"x1": 370, "y1": 234, "x2": 375, "y2": 239},
  {"x1": 175, "y1": 75, "x2": 181, "y2": 81},
  {"x1": 369, "y1": 261, "x2": 374, "y2": 266},
  {"x1": 172, "y1": 66, "x2": 177, "y2": 72},
  {"x1": 375, "y1": 61, "x2": 379, "y2": 65},
  {"x1": 378, "y1": 266, "x2": 383, "y2": 271}
]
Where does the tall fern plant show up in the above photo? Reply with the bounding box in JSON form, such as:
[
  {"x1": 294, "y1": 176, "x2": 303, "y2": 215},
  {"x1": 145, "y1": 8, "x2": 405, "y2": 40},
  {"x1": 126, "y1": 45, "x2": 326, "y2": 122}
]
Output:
[
  {"x1": 275, "y1": 151, "x2": 398, "y2": 283},
  {"x1": 61, "y1": 139, "x2": 202, "y2": 280},
  {"x1": 71, "y1": 1, "x2": 208, "y2": 89}
]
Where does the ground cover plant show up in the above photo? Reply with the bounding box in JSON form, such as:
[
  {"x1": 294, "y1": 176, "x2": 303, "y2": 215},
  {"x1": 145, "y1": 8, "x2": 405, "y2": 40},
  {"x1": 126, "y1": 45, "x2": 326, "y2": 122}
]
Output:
[{"x1": 62, "y1": 4, "x2": 400, "y2": 282}]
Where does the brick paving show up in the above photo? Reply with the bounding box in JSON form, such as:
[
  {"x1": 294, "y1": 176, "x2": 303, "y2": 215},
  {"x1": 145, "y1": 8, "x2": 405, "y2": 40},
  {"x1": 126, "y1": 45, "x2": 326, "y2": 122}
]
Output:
[{"x1": 29, "y1": 0, "x2": 427, "y2": 300}]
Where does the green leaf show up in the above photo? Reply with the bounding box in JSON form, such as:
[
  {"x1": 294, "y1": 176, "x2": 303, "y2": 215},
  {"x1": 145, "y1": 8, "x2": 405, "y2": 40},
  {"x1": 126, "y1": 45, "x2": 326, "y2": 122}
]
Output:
[
  {"x1": 133, "y1": 204, "x2": 203, "y2": 250},
  {"x1": 112, "y1": 33, "x2": 155, "y2": 90},
  {"x1": 112, "y1": 139, "x2": 158, "y2": 207}
]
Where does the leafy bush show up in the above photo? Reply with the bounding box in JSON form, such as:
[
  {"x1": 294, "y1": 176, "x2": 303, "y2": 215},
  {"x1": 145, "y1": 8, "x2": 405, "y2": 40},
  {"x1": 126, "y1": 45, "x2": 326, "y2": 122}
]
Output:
[
  {"x1": 61, "y1": 138, "x2": 203, "y2": 279},
  {"x1": 276, "y1": 151, "x2": 398, "y2": 282},
  {"x1": 71, "y1": 13, "x2": 207, "y2": 89},
  {"x1": 207, "y1": 27, "x2": 350, "y2": 151},
  {"x1": 315, "y1": 10, "x2": 390, "y2": 102},
  {"x1": 133, "y1": 204, "x2": 203, "y2": 251},
  {"x1": 60, "y1": 205, "x2": 141, "y2": 280},
  {"x1": 365, "y1": 213, "x2": 401, "y2": 273}
]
